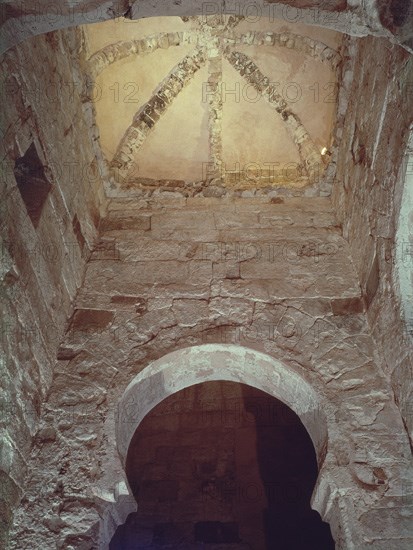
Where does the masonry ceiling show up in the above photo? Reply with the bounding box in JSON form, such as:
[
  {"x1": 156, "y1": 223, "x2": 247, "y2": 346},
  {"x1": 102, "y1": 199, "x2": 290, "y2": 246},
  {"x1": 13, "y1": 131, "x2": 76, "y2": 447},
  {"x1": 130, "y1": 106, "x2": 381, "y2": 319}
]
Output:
[{"x1": 83, "y1": 16, "x2": 342, "y2": 192}]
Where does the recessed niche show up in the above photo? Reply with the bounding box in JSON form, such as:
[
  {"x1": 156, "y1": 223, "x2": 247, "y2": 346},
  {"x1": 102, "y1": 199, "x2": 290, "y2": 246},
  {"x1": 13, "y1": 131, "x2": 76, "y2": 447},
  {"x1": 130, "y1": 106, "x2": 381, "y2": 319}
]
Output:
[
  {"x1": 14, "y1": 143, "x2": 51, "y2": 228},
  {"x1": 365, "y1": 253, "x2": 380, "y2": 308},
  {"x1": 72, "y1": 214, "x2": 86, "y2": 252}
]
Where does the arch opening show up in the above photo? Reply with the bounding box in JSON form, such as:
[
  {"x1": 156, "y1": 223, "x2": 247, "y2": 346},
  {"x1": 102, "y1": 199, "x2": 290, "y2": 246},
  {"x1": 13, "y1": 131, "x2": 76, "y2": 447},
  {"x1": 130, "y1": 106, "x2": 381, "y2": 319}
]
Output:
[
  {"x1": 112, "y1": 380, "x2": 334, "y2": 549},
  {"x1": 116, "y1": 345, "x2": 329, "y2": 469}
]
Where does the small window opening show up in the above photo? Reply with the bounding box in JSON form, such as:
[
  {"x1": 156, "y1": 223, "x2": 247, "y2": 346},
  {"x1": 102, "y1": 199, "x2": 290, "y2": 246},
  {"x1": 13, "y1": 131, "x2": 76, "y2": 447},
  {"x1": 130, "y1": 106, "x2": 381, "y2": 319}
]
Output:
[
  {"x1": 72, "y1": 214, "x2": 86, "y2": 254},
  {"x1": 13, "y1": 143, "x2": 51, "y2": 228}
]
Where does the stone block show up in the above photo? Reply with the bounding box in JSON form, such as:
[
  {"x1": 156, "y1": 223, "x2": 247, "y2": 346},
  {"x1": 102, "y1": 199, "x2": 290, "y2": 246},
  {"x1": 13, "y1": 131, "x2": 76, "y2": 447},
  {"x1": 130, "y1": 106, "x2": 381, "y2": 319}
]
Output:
[
  {"x1": 331, "y1": 297, "x2": 365, "y2": 315},
  {"x1": 68, "y1": 308, "x2": 114, "y2": 332}
]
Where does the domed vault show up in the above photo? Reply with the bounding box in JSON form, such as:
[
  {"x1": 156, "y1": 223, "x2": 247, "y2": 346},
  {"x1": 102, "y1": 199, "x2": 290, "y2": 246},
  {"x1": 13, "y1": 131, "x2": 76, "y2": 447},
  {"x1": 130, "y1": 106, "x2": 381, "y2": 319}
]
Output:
[{"x1": 83, "y1": 15, "x2": 342, "y2": 191}]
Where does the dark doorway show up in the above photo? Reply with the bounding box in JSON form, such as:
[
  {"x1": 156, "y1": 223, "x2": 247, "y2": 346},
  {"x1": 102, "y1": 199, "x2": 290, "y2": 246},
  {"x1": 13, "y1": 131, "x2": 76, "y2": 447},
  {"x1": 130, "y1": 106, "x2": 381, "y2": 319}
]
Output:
[{"x1": 110, "y1": 381, "x2": 334, "y2": 549}]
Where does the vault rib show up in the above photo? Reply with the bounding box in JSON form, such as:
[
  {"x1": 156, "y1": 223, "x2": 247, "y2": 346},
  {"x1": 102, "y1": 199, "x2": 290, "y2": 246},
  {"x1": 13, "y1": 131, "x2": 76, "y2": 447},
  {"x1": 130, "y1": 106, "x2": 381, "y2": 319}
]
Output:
[
  {"x1": 110, "y1": 48, "x2": 207, "y2": 186},
  {"x1": 223, "y1": 50, "x2": 325, "y2": 184},
  {"x1": 87, "y1": 28, "x2": 340, "y2": 81},
  {"x1": 223, "y1": 32, "x2": 341, "y2": 70},
  {"x1": 87, "y1": 32, "x2": 199, "y2": 78},
  {"x1": 206, "y1": 43, "x2": 223, "y2": 183}
]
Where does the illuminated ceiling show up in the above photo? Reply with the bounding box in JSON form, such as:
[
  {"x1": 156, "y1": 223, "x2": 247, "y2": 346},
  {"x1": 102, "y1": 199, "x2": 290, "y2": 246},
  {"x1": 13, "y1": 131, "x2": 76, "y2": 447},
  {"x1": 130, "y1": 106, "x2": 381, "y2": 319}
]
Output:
[{"x1": 83, "y1": 16, "x2": 342, "y2": 191}]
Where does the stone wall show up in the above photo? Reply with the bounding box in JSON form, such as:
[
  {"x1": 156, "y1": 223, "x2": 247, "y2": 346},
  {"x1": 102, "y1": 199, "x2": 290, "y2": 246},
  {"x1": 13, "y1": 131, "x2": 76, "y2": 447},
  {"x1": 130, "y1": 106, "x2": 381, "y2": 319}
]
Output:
[
  {"x1": 8, "y1": 196, "x2": 413, "y2": 549},
  {"x1": 332, "y1": 34, "x2": 413, "y2": 446},
  {"x1": 0, "y1": 28, "x2": 103, "y2": 545},
  {"x1": 2, "y1": 12, "x2": 413, "y2": 549},
  {"x1": 1, "y1": 1, "x2": 412, "y2": 56}
]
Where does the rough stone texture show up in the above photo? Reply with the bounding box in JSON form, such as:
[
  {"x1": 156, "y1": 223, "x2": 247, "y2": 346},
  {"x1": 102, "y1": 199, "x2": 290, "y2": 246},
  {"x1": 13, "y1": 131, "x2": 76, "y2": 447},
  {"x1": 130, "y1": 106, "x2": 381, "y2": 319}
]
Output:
[
  {"x1": 0, "y1": 28, "x2": 103, "y2": 546},
  {"x1": 87, "y1": 31, "x2": 199, "y2": 79},
  {"x1": 1, "y1": 1, "x2": 413, "y2": 55},
  {"x1": 7, "y1": 196, "x2": 413, "y2": 549},
  {"x1": 331, "y1": 34, "x2": 413, "y2": 447},
  {"x1": 395, "y1": 131, "x2": 413, "y2": 340},
  {"x1": 1, "y1": 6, "x2": 413, "y2": 550}
]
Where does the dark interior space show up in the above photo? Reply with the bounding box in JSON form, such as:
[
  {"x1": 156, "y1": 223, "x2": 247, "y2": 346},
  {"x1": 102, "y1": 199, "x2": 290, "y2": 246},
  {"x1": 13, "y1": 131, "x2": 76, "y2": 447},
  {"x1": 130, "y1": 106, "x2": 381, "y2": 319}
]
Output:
[{"x1": 110, "y1": 381, "x2": 334, "y2": 549}]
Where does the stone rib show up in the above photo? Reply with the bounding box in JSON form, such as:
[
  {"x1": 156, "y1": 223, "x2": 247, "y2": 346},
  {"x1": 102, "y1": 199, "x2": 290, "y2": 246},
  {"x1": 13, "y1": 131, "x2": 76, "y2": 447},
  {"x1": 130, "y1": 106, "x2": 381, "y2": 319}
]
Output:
[
  {"x1": 206, "y1": 48, "x2": 223, "y2": 182},
  {"x1": 224, "y1": 50, "x2": 324, "y2": 184},
  {"x1": 110, "y1": 49, "x2": 206, "y2": 185},
  {"x1": 87, "y1": 32, "x2": 198, "y2": 78},
  {"x1": 224, "y1": 32, "x2": 341, "y2": 70},
  {"x1": 87, "y1": 29, "x2": 340, "y2": 80}
]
